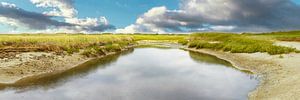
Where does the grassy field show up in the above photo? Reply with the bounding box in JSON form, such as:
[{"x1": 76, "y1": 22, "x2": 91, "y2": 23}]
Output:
[
  {"x1": 130, "y1": 34, "x2": 186, "y2": 41},
  {"x1": 249, "y1": 31, "x2": 300, "y2": 42},
  {"x1": 0, "y1": 34, "x2": 186, "y2": 57},
  {"x1": 188, "y1": 32, "x2": 300, "y2": 55},
  {"x1": 0, "y1": 31, "x2": 299, "y2": 56},
  {"x1": 0, "y1": 34, "x2": 134, "y2": 56}
]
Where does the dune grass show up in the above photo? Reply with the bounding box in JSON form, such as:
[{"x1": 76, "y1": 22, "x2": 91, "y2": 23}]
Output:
[{"x1": 188, "y1": 33, "x2": 299, "y2": 55}]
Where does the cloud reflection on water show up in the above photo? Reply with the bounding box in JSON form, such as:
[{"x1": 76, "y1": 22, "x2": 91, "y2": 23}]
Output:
[{"x1": 0, "y1": 48, "x2": 258, "y2": 100}]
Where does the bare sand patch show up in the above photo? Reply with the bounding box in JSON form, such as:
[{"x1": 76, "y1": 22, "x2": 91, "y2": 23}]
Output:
[
  {"x1": 0, "y1": 52, "x2": 91, "y2": 84},
  {"x1": 275, "y1": 41, "x2": 300, "y2": 50},
  {"x1": 0, "y1": 46, "x2": 134, "y2": 84}
]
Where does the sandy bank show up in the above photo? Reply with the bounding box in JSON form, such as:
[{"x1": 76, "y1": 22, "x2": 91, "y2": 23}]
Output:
[
  {"x1": 275, "y1": 41, "x2": 300, "y2": 50},
  {"x1": 185, "y1": 48, "x2": 300, "y2": 100},
  {"x1": 0, "y1": 46, "x2": 134, "y2": 85}
]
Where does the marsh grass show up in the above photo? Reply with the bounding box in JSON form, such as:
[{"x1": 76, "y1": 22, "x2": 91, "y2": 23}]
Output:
[
  {"x1": 131, "y1": 34, "x2": 186, "y2": 41},
  {"x1": 0, "y1": 34, "x2": 134, "y2": 56},
  {"x1": 0, "y1": 34, "x2": 188, "y2": 57},
  {"x1": 0, "y1": 32, "x2": 299, "y2": 55},
  {"x1": 248, "y1": 31, "x2": 300, "y2": 42},
  {"x1": 188, "y1": 33, "x2": 298, "y2": 55}
]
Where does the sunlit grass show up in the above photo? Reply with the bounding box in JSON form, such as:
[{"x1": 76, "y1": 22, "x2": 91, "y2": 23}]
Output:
[
  {"x1": 0, "y1": 34, "x2": 134, "y2": 55},
  {"x1": 0, "y1": 34, "x2": 188, "y2": 56},
  {"x1": 246, "y1": 31, "x2": 300, "y2": 42},
  {"x1": 188, "y1": 33, "x2": 299, "y2": 55},
  {"x1": 0, "y1": 31, "x2": 299, "y2": 55}
]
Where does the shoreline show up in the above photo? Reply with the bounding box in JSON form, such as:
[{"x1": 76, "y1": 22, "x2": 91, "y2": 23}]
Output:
[
  {"x1": 0, "y1": 46, "x2": 135, "y2": 85},
  {"x1": 0, "y1": 41, "x2": 299, "y2": 99},
  {"x1": 184, "y1": 48, "x2": 300, "y2": 100},
  {"x1": 184, "y1": 48, "x2": 256, "y2": 74}
]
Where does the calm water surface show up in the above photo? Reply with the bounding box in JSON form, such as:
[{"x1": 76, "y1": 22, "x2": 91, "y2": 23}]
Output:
[{"x1": 0, "y1": 48, "x2": 258, "y2": 100}]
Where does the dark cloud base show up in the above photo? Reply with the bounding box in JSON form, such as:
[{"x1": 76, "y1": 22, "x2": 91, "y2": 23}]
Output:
[
  {"x1": 0, "y1": 1, "x2": 115, "y2": 32},
  {"x1": 120, "y1": 0, "x2": 300, "y2": 33}
]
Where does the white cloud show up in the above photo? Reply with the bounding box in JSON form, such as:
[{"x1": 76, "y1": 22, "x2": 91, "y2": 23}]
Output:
[
  {"x1": 0, "y1": 16, "x2": 20, "y2": 27},
  {"x1": 0, "y1": 2, "x2": 73, "y2": 31},
  {"x1": 65, "y1": 17, "x2": 109, "y2": 27},
  {"x1": 30, "y1": 0, "x2": 77, "y2": 18},
  {"x1": 1, "y1": 2, "x2": 16, "y2": 8},
  {"x1": 116, "y1": 6, "x2": 186, "y2": 33},
  {"x1": 210, "y1": 26, "x2": 236, "y2": 31},
  {"x1": 0, "y1": 1, "x2": 114, "y2": 33},
  {"x1": 115, "y1": 24, "x2": 137, "y2": 33},
  {"x1": 117, "y1": 0, "x2": 300, "y2": 33},
  {"x1": 29, "y1": 0, "x2": 114, "y2": 32}
]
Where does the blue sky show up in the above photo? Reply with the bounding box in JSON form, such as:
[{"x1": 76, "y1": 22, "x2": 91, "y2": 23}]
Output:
[
  {"x1": 0, "y1": 0, "x2": 300, "y2": 33},
  {"x1": 75, "y1": 0, "x2": 180, "y2": 28},
  {"x1": 293, "y1": 0, "x2": 300, "y2": 4},
  {"x1": 1, "y1": 0, "x2": 179, "y2": 28}
]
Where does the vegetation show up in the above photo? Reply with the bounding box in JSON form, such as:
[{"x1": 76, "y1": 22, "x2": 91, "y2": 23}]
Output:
[
  {"x1": 0, "y1": 34, "x2": 187, "y2": 57},
  {"x1": 130, "y1": 34, "x2": 186, "y2": 41},
  {"x1": 0, "y1": 31, "x2": 299, "y2": 56},
  {"x1": 188, "y1": 33, "x2": 299, "y2": 55},
  {"x1": 247, "y1": 31, "x2": 300, "y2": 42},
  {"x1": 0, "y1": 34, "x2": 134, "y2": 56}
]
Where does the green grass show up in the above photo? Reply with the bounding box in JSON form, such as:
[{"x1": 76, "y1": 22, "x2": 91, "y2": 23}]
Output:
[
  {"x1": 188, "y1": 33, "x2": 299, "y2": 55},
  {"x1": 246, "y1": 31, "x2": 300, "y2": 42},
  {"x1": 0, "y1": 34, "x2": 188, "y2": 56},
  {"x1": 0, "y1": 31, "x2": 299, "y2": 56},
  {"x1": 130, "y1": 34, "x2": 186, "y2": 41},
  {"x1": 0, "y1": 34, "x2": 135, "y2": 56}
]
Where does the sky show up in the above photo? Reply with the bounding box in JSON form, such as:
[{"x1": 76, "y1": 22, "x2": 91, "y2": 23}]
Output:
[{"x1": 0, "y1": 0, "x2": 300, "y2": 33}]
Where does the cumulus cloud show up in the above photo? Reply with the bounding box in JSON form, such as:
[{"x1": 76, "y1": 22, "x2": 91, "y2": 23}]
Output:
[
  {"x1": 0, "y1": 2, "x2": 73, "y2": 30},
  {"x1": 29, "y1": 0, "x2": 115, "y2": 32},
  {"x1": 30, "y1": 0, "x2": 77, "y2": 18},
  {"x1": 0, "y1": 1, "x2": 114, "y2": 33},
  {"x1": 117, "y1": 0, "x2": 300, "y2": 33},
  {"x1": 64, "y1": 17, "x2": 114, "y2": 32}
]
